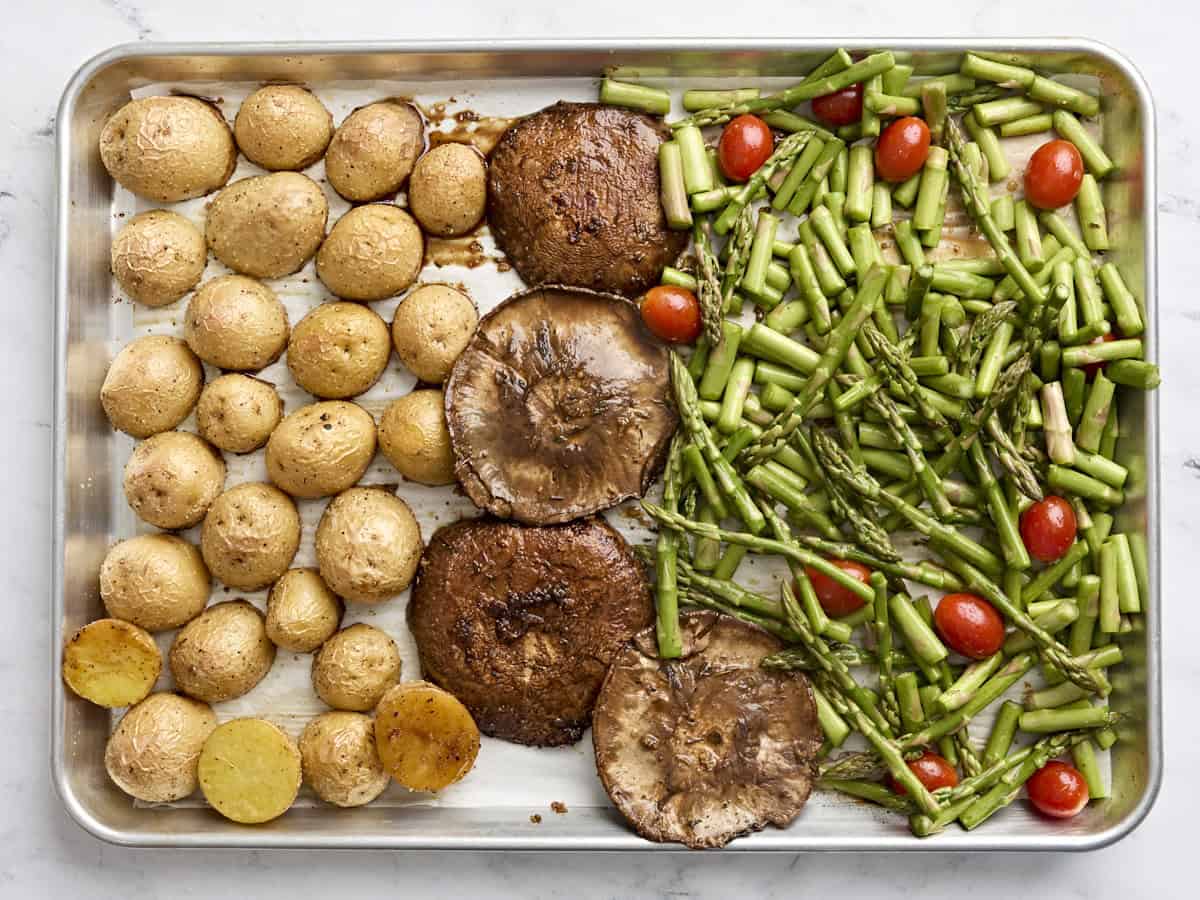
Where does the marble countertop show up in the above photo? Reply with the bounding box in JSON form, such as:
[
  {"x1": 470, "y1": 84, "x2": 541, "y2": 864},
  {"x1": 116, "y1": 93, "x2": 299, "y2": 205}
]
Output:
[{"x1": 5, "y1": 1, "x2": 1193, "y2": 896}]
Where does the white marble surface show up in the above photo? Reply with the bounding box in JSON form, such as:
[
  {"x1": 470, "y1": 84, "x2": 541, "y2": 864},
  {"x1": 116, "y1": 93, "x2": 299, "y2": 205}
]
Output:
[{"x1": 3, "y1": 1, "x2": 1193, "y2": 896}]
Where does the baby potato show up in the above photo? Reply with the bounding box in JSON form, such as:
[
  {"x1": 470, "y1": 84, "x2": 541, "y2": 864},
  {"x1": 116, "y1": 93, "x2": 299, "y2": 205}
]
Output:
[
  {"x1": 408, "y1": 143, "x2": 487, "y2": 237},
  {"x1": 62, "y1": 618, "x2": 162, "y2": 709},
  {"x1": 325, "y1": 101, "x2": 424, "y2": 202},
  {"x1": 169, "y1": 600, "x2": 276, "y2": 703},
  {"x1": 196, "y1": 374, "x2": 283, "y2": 453},
  {"x1": 378, "y1": 390, "x2": 455, "y2": 486},
  {"x1": 300, "y1": 711, "x2": 390, "y2": 808},
  {"x1": 101, "y1": 335, "x2": 204, "y2": 439},
  {"x1": 389, "y1": 283, "x2": 478, "y2": 384},
  {"x1": 265, "y1": 568, "x2": 342, "y2": 653},
  {"x1": 315, "y1": 487, "x2": 421, "y2": 604},
  {"x1": 100, "y1": 534, "x2": 210, "y2": 632},
  {"x1": 266, "y1": 401, "x2": 377, "y2": 499},
  {"x1": 123, "y1": 431, "x2": 226, "y2": 530},
  {"x1": 105, "y1": 692, "x2": 217, "y2": 803},
  {"x1": 287, "y1": 302, "x2": 391, "y2": 399},
  {"x1": 185, "y1": 275, "x2": 290, "y2": 372},
  {"x1": 99, "y1": 96, "x2": 236, "y2": 202},
  {"x1": 311, "y1": 623, "x2": 401, "y2": 712},
  {"x1": 198, "y1": 718, "x2": 302, "y2": 824},
  {"x1": 374, "y1": 682, "x2": 480, "y2": 792},
  {"x1": 234, "y1": 85, "x2": 333, "y2": 171},
  {"x1": 205, "y1": 172, "x2": 328, "y2": 279},
  {"x1": 111, "y1": 210, "x2": 207, "y2": 307},
  {"x1": 315, "y1": 204, "x2": 424, "y2": 302},
  {"x1": 201, "y1": 483, "x2": 300, "y2": 591}
]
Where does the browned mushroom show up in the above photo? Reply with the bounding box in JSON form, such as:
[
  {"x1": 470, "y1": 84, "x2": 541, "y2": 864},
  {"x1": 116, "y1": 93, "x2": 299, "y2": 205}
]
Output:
[
  {"x1": 408, "y1": 515, "x2": 654, "y2": 747},
  {"x1": 444, "y1": 286, "x2": 677, "y2": 525},
  {"x1": 486, "y1": 102, "x2": 688, "y2": 297},
  {"x1": 592, "y1": 611, "x2": 823, "y2": 849}
]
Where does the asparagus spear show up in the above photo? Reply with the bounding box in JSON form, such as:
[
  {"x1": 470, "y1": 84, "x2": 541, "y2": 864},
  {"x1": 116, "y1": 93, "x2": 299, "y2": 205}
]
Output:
[
  {"x1": 691, "y1": 220, "x2": 724, "y2": 347},
  {"x1": 654, "y1": 435, "x2": 685, "y2": 658}
]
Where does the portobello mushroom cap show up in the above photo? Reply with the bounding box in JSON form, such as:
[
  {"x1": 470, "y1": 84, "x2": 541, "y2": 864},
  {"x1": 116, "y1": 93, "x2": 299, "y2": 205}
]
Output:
[
  {"x1": 486, "y1": 102, "x2": 687, "y2": 296},
  {"x1": 592, "y1": 611, "x2": 822, "y2": 849},
  {"x1": 444, "y1": 286, "x2": 677, "y2": 525},
  {"x1": 408, "y1": 515, "x2": 654, "y2": 746}
]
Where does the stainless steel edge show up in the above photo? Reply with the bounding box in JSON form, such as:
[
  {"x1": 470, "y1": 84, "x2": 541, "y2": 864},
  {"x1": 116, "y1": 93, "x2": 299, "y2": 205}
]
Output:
[{"x1": 52, "y1": 37, "x2": 1160, "y2": 851}]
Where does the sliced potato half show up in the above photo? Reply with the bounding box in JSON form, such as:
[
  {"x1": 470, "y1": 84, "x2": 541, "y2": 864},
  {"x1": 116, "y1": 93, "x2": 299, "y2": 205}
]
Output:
[
  {"x1": 198, "y1": 718, "x2": 302, "y2": 824},
  {"x1": 374, "y1": 682, "x2": 480, "y2": 792},
  {"x1": 62, "y1": 618, "x2": 161, "y2": 708}
]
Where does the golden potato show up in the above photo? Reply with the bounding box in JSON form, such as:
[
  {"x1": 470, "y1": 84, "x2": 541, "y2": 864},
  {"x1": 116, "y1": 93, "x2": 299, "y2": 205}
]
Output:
[
  {"x1": 408, "y1": 143, "x2": 487, "y2": 237},
  {"x1": 123, "y1": 431, "x2": 226, "y2": 530},
  {"x1": 287, "y1": 302, "x2": 391, "y2": 399},
  {"x1": 311, "y1": 623, "x2": 401, "y2": 712},
  {"x1": 378, "y1": 390, "x2": 455, "y2": 486},
  {"x1": 100, "y1": 534, "x2": 210, "y2": 632},
  {"x1": 169, "y1": 600, "x2": 276, "y2": 703},
  {"x1": 200, "y1": 483, "x2": 300, "y2": 591},
  {"x1": 111, "y1": 210, "x2": 207, "y2": 307},
  {"x1": 234, "y1": 85, "x2": 333, "y2": 171},
  {"x1": 389, "y1": 283, "x2": 477, "y2": 384},
  {"x1": 195, "y1": 374, "x2": 282, "y2": 453},
  {"x1": 62, "y1": 618, "x2": 162, "y2": 709},
  {"x1": 265, "y1": 401, "x2": 376, "y2": 499},
  {"x1": 205, "y1": 172, "x2": 328, "y2": 279},
  {"x1": 265, "y1": 568, "x2": 342, "y2": 652},
  {"x1": 198, "y1": 718, "x2": 301, "y2": 824},
  {"x1": 300, "y1": 711, "x2": 390, "y2": 808},
  {"x1": 325, "y1": 101, "x2": 424, "y2": 202},
  {"x1": 105, "y1": 692, "x2": 217, "y2": 803},
  {"x1": 314, "y1": 204, "x2": 424, "y2": 302},
  {"x1": 184, "y1": 275, "x2": 290, "y2": 372},
  {"x1": 315, "y1": 487, "x2": 421, "y2": 604},
  {"x1": 99, "y1": 96, "x2": 236, "y2": 202},
  {"x1": 374, "y1": 682, "x2": 480, "y2": 792},
  {"x1": 101, "y1": 335, "x2": 204, "y2": 439}
]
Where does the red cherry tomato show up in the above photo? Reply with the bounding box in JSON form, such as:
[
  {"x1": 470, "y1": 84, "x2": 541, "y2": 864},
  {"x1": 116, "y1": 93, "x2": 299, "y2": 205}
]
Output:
[
  {"x1": 934, "y1": 593, "x2": 1005, "y2": 660},
  {"x1": 811, "y1": 83, "x2": 864, "y2": 127},
  {"x1": 639, "y1": 286, "x2": 702, "y2": 344},
  {"x1": 803, "y1": 560, "x2": 872, "y2": 617},
  {"x1": 874, "y1": 117, "x2": 932, "y2": 182},
  {"x1": 1020, "y1": 496, "x2": 1078, "y2": 563},
  {"x1": 1082, "y1": 331, "x2": 1117, "y2": 381},
  {"x1": 1027, "y1": 760, "x2": 1089, "y2": 818},
  {"x1": 718, "y1": 115, "x2": 774, "y2": 181},
  {"x1": 889, "y1": 751, "x2": 959, "y2": 795},
  {"x1": 1025, "y1": 139, "x2": 1085, "y2": 209}
]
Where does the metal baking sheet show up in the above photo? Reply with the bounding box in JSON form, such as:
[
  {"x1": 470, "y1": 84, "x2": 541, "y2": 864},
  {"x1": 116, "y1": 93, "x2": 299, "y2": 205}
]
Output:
[{"x1": 52, "y1": 39, "x2": 1160, "y2": 850}]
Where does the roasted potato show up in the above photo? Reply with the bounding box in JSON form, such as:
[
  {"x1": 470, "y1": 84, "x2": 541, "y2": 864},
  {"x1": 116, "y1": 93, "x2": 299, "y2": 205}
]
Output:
[
  {"x1": 123, "y1": 431, "x2": 226, "y2": 530},
  {"x1": 315, "y1": 487, "x2": 421, "y2": 604},
  {"x1": 99, "y1": 96, "x2": 236, "y2": 202},
  {"x1": 311, "y1": 623, "x2": 401, "y2": 712},
  {"x1": 200, "y1": 483, "x2": 301, "y2": 591},
  {"x1": 101, "y1": 335, "x2": 204, "y2": 439},
  {"x1": 389, "y1": 283, "x2": 478, "y2": 384},
  {"x1": 265, "y1": 568, "x2": 342, "y2": 653},
  {"x1": 374, "y1": 682, "x2": 480, "y2": 792},
  {"x1": 325, "y1": 101, "x2": 424, "y2": 202},
  {"x1": 315, "y1": 204, "x2": 424, "y2": 302},
  {"x1": 62, "y1": 618, "x2": 162, "y2": 709},
  {"x1": 408, "y1": 143, "x2": 487, "y2": 237},
  {"x1": 300, "y1": 711, "x2": 390, "y2": 808},
  {"x1": 265, "y1": 401, "x2": 376, "y2": 499},
  {"x1": 100, "y1": 533, "x2": 210, "y2": 632},
  {"x1": 111, "y1": 210, "x2": 207, "y2": 307},
  {"x1": 169, "y1": 600, "x2": 276, "y2": 703},
  {"x1": 234, "y1": 85, "x2": 333, "y2": 171},
  {"x1": 195, "y1": 374, "x2": 283, "y2": 453},
  {"x1": 377, "y1": 390, "x2": 455, "y2": 486},
  {"x1": 198, "y1": 718, "x2": 302, "y2": 824},
  {"x1": 205, "y1": 172, "x2": 328, "y2": 279},
  {"x1": 286, "y1": 301, "x2": 391, "y2": 399},
  {"x1": 105, "y1": 692, "x2": 217, "y2": 803},
  {"x1": 184, "y1": 275, "x2": 290, "y2": 372}
]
